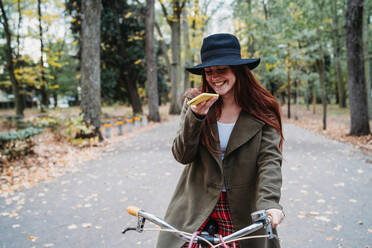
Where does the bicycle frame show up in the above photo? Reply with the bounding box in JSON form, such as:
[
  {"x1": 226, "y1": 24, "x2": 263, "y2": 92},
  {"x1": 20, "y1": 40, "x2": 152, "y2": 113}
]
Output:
[{"x1": 123, "y1": 206, "x2": 276, "y2": 247}]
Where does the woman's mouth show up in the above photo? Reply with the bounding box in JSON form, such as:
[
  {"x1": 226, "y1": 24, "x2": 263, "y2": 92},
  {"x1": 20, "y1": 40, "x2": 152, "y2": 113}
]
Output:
[{"x1": 214, "y1": 80, "x2": 227, "y2": 87}]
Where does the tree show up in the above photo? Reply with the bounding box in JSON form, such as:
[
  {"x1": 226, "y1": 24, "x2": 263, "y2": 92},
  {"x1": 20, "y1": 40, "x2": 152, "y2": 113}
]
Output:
[
  {"x1": 81, "y1": 0, "x2": 103, "y2": 139},
  {"x1": 145, "y1": 0, "x2": 160, "y2": 122},
  {"x1": 37, "y1": 0, "x2": 48, "y2": 109},
  {"x1": 0, "y1": 0, "x2": 23, "y2": 116},
  {"x1": 346, "y1": 0, "x2": 370, "y2": 135},
  {"x1": 158, "y1": 0, "x2": 187, "y2": 115}
]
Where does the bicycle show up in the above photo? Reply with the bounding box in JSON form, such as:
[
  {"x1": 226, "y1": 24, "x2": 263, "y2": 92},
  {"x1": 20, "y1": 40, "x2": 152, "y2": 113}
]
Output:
[{"x1": 122, "y1": 206, "x2": 277, "y2": 248}]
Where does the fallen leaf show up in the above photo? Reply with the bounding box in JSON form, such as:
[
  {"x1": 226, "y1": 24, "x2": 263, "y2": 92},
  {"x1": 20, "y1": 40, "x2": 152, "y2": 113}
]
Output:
[
  {"x1": 334, "y1": 182, "x2": 344, "y2": 187},
  {"x1": 67, "y1": 224, "x2": 78, "y2": 230},
  {"x1": 300, "y1": 190, "x2": 308, "y2": 195},
  {"x1": 308, "y1": 211, "x2": 319, "y2": 216},
  {"x1": 315, "y1": 216, "x2": 331, "y2": 222},
  {"x1": 334, "y1": 225, "x2": 342, "y2": 231},
  {"x1": 29, "y1": 236, "x2": 38, "y2": 242},
  {"x1": 82, "y1": 223, "x2": 92, "y2": 228}
]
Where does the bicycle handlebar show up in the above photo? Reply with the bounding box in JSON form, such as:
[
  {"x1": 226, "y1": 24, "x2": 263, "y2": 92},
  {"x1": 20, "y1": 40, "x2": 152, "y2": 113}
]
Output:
[{"x1": 123, "y1": 206, "x2": 276, "y2": 246}]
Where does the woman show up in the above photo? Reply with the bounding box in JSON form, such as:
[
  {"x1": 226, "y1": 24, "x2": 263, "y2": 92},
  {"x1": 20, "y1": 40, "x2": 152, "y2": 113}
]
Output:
[{"x1": 157, "y1": 33, "x2": 284, "y2": 248}]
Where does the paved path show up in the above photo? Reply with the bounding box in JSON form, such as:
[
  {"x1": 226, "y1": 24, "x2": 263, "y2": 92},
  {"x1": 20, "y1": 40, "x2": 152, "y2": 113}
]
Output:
[{"x1": 0, "y1": 119, "x2": 371, "y2": 248}]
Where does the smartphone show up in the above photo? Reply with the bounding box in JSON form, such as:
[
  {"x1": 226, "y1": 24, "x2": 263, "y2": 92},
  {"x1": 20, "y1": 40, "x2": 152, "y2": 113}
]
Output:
[{"x1": 187, "y1": 93, "x2": 219, "y2": 106}]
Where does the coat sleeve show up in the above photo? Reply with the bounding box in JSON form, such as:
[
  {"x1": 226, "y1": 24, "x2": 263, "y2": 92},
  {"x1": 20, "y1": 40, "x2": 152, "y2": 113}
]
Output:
[
  {"x1": 255, "y1": 124, "x2": 283, "y2": 211},
  {"x1": 171, "y1": 100, "x2": 206, "y2": 164}
]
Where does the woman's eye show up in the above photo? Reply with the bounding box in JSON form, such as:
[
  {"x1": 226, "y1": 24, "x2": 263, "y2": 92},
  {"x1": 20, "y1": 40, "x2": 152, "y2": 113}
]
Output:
[{"x1": 217, "y1": 68, "x2": 227, "y2": 74}]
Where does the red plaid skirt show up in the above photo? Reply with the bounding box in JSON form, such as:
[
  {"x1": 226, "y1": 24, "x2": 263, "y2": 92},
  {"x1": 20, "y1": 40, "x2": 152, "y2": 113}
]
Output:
[{"x1": 183, "y1": 192, "x2": 240, "y2": 248}]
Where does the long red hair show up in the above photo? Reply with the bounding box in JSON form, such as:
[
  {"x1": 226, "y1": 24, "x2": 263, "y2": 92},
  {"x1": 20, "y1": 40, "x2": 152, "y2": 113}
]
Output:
[{"x1": 199, "y1": 65, "x2": 284, "y2": 151}]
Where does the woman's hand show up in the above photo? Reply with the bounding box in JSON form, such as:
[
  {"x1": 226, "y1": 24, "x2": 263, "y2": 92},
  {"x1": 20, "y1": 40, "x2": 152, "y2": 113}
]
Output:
[
  {"x1": 266, "y1": 208, "x2": 284, "y2": 228},
  {"x1": 190, "y1": 96, "x2": 218, "y2": 116}
]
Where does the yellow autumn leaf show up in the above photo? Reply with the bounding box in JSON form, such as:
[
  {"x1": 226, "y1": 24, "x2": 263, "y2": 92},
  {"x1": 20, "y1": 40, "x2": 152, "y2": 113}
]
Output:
[
  {"x1": 134, "y1": 59, "x2": 142, "y2": 65},
  {"x1": 29, "y1": 236, "x2": 38, "y2": 242},
  {"x1": 125, "y1": 12, "x2": 132, "y2": 18},
  {"x1": 72, "y1": 40, "x2": 79, "y2": 45},
  {"x1": 24, "y1": 10, "x2": 33, "y2": 17}
]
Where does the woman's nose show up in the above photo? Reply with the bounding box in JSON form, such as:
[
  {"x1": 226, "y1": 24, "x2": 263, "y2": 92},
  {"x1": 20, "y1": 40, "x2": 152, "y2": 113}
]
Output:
[{"x1": 211, "y1": 71, "x2": 220, "y2": 80}]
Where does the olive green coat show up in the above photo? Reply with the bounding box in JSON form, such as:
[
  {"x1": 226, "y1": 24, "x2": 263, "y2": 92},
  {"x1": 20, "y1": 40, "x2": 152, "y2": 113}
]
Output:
[{"x1": 156, "y1": 101, "x2": 283, "y2": 248}]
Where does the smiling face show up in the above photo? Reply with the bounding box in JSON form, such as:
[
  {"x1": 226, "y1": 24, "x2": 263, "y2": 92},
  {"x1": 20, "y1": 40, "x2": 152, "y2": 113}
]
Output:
[{"x1": 204, "y1": 65, "x2": 237, "y2": 97}]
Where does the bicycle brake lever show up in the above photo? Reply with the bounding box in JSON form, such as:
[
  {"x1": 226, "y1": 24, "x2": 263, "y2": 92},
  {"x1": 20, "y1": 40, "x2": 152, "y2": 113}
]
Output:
[
  {"x1": 265, "y1": 223, "x2": 277, "y2": 239},
  {"x1": 122, "y1": 227, "x2": 137, "y2": 234},
  {"x1": 251, "y1": 210, "x2": 278, "y2": 240},
  {"x1": 122, "y1": 215, "x2": 146, "y2": 234}
]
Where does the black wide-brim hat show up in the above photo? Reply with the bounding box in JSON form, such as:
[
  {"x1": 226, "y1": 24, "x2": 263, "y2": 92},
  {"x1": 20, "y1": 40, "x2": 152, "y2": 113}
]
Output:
[{"x1": 186, "y1": 33, "x2": 260, "y2": 75}]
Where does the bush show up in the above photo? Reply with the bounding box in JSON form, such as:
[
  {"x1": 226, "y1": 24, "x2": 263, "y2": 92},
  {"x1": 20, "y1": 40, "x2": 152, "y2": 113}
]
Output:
[
  {"x1": 65, "y1": 116, "x2": 98, "y2": 147},
  {"x1": 0, "y1": 127, "x2": 43, "y2": 161}
]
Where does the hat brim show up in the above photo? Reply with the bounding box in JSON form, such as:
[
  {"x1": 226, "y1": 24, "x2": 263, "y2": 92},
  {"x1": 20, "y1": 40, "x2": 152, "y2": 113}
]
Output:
[{"x1": 186, "y1": 58, "x2": 260, "y2": 75}]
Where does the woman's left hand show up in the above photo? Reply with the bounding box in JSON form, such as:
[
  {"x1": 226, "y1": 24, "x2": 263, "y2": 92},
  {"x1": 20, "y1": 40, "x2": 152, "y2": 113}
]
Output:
[{"x1": 266, "y1": 209, "x2": 284, "y2": 228}]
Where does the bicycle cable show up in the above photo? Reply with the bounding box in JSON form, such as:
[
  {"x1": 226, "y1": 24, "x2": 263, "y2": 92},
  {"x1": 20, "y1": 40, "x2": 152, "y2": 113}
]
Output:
[
  {"x1": 142, "y1": 227, "x2": 270, "y2": 248},
  {"x1": 213, "y1": 235, "x2": 269, "y2": 248},
  {"x1": 142, "y1": 228, "x2": 215, "y2": 247}
]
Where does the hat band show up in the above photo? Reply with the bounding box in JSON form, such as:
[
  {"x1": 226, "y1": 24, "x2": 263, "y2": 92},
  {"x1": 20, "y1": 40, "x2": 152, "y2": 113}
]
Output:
[{"x1": 201, "y1": 48, "x2": 241, "y2": 62}]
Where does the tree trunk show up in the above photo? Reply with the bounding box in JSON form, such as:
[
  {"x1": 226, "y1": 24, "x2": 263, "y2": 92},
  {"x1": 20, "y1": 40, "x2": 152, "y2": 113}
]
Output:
[
  {"x1": 346, "y1": 0, "x2": 370, "y2": 135},
  {"x1": 182, "y1": 8, "x2": 191, "y2": 93},
  {"x1": 0, "y1": 0, "x2": 23, "y2": 116},
  {"x1": 287, "y1": 43, "x2": 291, "y2": 119},
  {"x1": 159, "y1": 0, "x2": 185, "y2": 115},
  {"x1": 16, "y1": 0, "x2": 26, "y2": 113},
  {"x1": 81, "y1": 0, "x2": 103, "y2": 139},
  {"x1": 363, "y1": 4, "x2": 371, "y2": 119},
  {"x1": 53, "y1": 93, "x2": 58, "y2": 108},
  {"x1": 318, "y1": 57, "x2": 327, "y2": 130},
  {"x1": 122, "y1": 72, "x2": 143, "y2": 114},
  {"x1": 332, "y1": 0, "x2": 347, "y2": 108},
  {"x1": 295, "y1": 80, "x2": 299, "y2": 120},
  {"x1": 145, "y1": 0, "x2": 160, "y2": 122},
  {"x1": 155, "y1": 22, "x2": 171, "y2": 77},
  {"x1": 169, "y1": 19, "x2": 182, "y2": 114},
  {"x1": 38, "y1": 0, "x2": 48, "y2": 109}
]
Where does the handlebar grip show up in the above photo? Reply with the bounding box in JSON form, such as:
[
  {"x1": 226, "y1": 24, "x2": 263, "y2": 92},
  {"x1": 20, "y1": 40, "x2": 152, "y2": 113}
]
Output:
[
  {"x1": 127, "y1": 206, "x2": 140, "y2": 217},
  {"x1": 267, "y1": 212, "x2": 273, "y2": 223}
]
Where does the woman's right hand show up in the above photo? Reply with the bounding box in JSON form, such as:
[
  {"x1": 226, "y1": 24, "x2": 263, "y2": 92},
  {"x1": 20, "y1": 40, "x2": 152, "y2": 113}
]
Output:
[{"x1": 190, "y1": 96, "x2": 219, "y2": 116}]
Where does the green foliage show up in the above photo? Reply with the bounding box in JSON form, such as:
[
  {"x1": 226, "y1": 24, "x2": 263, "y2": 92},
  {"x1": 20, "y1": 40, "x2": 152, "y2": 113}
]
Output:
[
  {"x1": 0, "y1": 127, "x2": 43, "y2": 161},
  {"x1": 232, "y1": 0, "x2": 348, "y2": 103},
  {"x1": 64, "y1": 116, "x2": 98, "y2": 147},
  {"x1": 46, "y1": 40, "x2": 79, "y2": 100}
]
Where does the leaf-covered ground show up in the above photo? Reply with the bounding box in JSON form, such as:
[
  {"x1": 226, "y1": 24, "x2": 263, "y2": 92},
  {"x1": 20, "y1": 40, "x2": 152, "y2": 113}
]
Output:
[
  {"x1": 281, "y1": 104, "x2": 372, "y2": 155},
  {"x1": 0, "y1": 104, "x2": 176, "y2": 197}
]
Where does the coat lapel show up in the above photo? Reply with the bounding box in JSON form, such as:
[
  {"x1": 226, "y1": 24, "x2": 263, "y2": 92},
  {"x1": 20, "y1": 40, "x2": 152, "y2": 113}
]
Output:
[{"x1": 225, "y1": 111, "x2": 265, "y2": 158}]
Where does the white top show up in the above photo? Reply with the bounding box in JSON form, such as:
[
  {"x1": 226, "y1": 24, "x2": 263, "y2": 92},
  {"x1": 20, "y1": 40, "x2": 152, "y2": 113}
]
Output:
[{"x1": 217, "y1": 121, "x2": 236, "y2": 192}]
